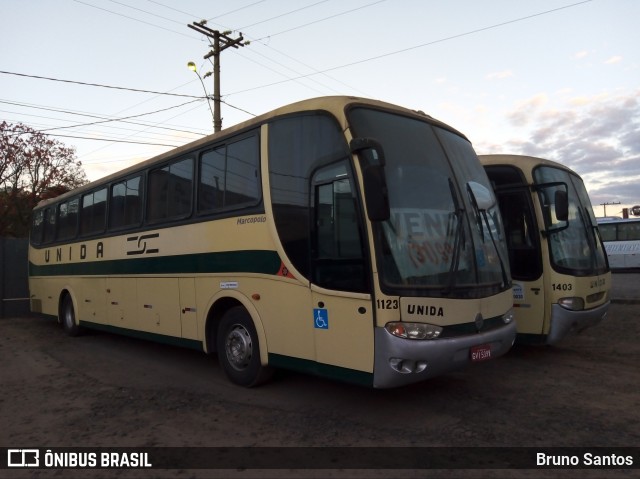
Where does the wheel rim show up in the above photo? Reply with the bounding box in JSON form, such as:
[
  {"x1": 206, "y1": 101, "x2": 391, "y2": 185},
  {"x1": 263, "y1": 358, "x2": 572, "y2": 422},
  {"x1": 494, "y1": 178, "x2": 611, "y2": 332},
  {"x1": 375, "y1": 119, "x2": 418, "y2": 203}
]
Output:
[{"x1": 225, "y1": 324, "x2": 253, "y2": 371}]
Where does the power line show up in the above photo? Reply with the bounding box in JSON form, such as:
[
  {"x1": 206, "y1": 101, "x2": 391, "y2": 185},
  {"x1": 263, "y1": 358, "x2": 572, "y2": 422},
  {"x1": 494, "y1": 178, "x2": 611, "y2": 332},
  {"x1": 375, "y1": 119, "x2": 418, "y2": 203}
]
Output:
[
  {"x1": 0, "y1": 126, "x2": 181, "y2": 148},
  {"x1": 107, "y1": 0, "x2": 186, "y2": 25},
  {"x1": 72, "y1": 0, "x2": 194, "y2": 38},
  {"x1": 207, "y1": 0, "x2": 268, "y2": 22},
  {"x1": 0, "y1": 70, "x2": 205, "y2": 99},
  {"x1": 253, "y1": 0, "x2": 388, "y2": 41},
  {"x1": 228, "y1": 0, "x2": 594, "y2": 96},
  {"x1": 48, "y1": 133, "x2": 180, "y2": 147},
  {"x1": 0, "y1": 110, "x2": 195, "y2": 144},
  {"x1": 1, "y1": 99, "x2": 205, "y2": 136},
  {"x1": 236, "y1": 0, "x2": 330, "y2": 31}
]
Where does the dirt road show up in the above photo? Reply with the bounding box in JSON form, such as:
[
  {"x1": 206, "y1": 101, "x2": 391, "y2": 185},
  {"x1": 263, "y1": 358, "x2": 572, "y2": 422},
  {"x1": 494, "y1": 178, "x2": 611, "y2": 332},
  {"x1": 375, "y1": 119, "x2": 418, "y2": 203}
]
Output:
[{"x1": 1, "y1": 275, "x2": 639, "y2": 478}]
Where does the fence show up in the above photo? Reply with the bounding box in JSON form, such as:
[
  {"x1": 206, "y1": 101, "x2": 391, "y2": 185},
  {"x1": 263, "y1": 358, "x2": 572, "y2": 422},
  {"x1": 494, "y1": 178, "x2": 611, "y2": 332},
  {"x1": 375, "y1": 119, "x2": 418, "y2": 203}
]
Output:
[{"x1": 0, "y1": 238, "x2": 29, "y2": 318}]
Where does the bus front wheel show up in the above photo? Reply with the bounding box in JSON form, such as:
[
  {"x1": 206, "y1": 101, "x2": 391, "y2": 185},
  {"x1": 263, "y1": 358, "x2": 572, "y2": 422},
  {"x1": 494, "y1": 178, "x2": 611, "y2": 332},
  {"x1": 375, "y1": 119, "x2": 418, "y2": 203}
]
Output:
[
  {"x1": 61, "y1": 294, "x2": 81, "y2": 337},
  {"x1": 216, "y1": 307, "x2": 273, "y2": 387}
]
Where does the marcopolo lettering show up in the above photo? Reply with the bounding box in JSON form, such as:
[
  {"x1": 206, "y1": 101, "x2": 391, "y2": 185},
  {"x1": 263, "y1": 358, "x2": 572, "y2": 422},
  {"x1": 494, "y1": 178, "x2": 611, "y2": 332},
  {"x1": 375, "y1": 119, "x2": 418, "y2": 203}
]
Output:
[
  {"x1": 407, "y1": 304, "x2": 444, "y2": 317},
  {"x1": 237, "y1": 216, "x2": 266, "y2": 225}
]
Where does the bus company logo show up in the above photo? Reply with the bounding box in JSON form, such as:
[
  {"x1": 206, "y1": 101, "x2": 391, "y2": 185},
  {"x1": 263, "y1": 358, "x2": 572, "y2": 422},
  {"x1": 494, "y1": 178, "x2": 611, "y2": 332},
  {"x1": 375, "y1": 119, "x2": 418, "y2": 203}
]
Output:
[
  {"x1": 406, "y1": 304, "x2": 444, "y2": 317},
  {"x1": 7, "y1": 449, "x2": 39, "y2": 467},
  {"x1": 127, "y1": 233, "x2": 160, "y2": 256}
]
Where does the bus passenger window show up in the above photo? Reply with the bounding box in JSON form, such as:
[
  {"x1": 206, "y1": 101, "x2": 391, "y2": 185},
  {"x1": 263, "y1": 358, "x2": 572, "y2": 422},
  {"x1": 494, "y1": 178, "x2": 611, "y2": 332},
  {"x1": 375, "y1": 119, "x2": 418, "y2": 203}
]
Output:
[
  {"x1": 43, "y1": 208, "x2": 56, "y2": 244},
  {"x1": 31, "y1": 209, "x2": 44, "y2": 245},
  {"x1": 110, "y1": 176, "x2": 143, "y2": 229},
  {"x1": 198, "y1": 135, "x2": 260, "y2": 213},
  {"x1": 199, "y1": 147, "x2": 225, "y2": 212},
  {"x1": 148, "y1": 160, "x2": 193, "y2": 222},
  {"x1": 81, "y1": 188, "x2": 107, "y2": 236},
  {"x1": 57, "y1": 198, "x2": 79, "y2": 240},
  {"x1": 225, "y1": 136, "x2": 260, "y2": 208}
]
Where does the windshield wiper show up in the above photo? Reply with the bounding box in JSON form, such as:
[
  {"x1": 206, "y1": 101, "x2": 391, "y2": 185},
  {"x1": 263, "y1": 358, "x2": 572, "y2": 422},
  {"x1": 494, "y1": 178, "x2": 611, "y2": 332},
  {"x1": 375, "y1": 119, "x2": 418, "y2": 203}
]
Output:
[
  {"x1": 467, "y1": 183, "x2": 509, "y2": 288},
  {"x1": 444, "y1": 178, "x2": 466, "y2": 293},
  {"x1": 579, "y1": 205, "x2": 601, "y2": 270}
]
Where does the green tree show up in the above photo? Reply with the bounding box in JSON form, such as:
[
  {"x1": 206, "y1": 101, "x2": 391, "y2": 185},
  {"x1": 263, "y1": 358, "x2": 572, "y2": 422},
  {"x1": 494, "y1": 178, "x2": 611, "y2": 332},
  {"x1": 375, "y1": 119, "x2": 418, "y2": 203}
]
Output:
[{"x1": 0, "y1": 121, "x2": 88, "y2": 237}]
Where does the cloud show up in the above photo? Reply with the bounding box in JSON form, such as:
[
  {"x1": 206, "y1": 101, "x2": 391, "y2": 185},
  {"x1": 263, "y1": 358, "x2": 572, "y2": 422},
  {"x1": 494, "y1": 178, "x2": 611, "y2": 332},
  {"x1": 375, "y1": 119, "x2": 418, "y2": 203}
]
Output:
[
  {"x1": 506, "y1": 93, "x2": 549, "y2": 127},
  {"x1": 604, "y1": 55, "x2": 623, "y2": 65},
  {"x1": 482, "y1": 89, "x2": 640, "y2": 205},
  {"x1": 485, "y1": 70, "x2": 513, "y2": 81},
  {"x1": 574, "y1": 51, "x2": 588, "y2": 59}
]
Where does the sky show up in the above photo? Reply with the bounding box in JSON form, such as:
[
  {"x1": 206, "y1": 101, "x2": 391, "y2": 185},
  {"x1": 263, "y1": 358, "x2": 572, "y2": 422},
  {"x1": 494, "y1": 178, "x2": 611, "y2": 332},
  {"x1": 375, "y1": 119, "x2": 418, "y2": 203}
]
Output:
[{"x1": 1, "y1": 0, "x2": 638, "y2": 217}]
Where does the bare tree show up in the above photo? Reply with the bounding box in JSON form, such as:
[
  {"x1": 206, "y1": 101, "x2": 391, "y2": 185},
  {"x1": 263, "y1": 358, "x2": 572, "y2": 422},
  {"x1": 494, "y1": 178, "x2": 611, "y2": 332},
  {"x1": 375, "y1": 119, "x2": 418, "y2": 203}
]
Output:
[{"x1": 0, "y1": 121, "x2": 88, "y2": 237}]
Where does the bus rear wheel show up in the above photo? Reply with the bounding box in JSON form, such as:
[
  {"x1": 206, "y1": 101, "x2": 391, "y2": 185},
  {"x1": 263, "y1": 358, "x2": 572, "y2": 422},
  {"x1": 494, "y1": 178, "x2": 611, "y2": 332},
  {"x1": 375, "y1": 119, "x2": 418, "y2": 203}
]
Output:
[
  {"x1": 61, "y1": 294, "x2": 81, "y2": 337},
  {"x1": 216, "y1": 307, "x2": 273, "y2": 387}
]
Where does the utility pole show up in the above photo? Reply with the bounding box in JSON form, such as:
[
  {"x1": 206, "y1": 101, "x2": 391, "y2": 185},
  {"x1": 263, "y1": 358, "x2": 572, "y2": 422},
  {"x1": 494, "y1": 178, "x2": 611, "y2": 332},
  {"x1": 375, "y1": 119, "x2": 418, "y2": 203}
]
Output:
[
  {"x1": 188, "y1": 21, "x2": 248, "y2": 132},
  {"x1": 600, "y1": 201, "x2": 620, "y2": 217}
]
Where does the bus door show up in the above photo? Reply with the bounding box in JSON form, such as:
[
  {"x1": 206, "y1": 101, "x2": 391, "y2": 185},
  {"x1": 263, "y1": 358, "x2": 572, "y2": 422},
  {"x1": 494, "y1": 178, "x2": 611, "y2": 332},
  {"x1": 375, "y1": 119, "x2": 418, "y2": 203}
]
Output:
[
  {"x1": 490, "y1": 182, "x2": 546, "y2": 337},
  {"x1": 310, "y1": 161, "x2": 374, "y2": 375}
]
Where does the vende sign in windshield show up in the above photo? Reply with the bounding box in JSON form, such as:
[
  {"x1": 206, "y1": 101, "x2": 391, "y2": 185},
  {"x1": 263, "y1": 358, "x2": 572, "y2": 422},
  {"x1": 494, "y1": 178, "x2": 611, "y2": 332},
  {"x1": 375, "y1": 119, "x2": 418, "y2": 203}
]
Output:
[{"x1": 384, "y1": 208, "x2": 463, "y2": 279}]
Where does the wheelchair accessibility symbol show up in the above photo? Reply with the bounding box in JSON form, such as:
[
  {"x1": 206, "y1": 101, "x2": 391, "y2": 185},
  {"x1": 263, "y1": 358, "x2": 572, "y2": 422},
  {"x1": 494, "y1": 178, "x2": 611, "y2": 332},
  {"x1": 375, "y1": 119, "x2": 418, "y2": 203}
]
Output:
[{"x1": 314, "y1": 308, "x2": 329, "y2": 329}]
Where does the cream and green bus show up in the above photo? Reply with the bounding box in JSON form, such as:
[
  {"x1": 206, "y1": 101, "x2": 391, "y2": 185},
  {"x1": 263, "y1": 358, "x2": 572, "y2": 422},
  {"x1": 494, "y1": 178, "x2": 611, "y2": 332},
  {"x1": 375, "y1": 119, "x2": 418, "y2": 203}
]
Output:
[
  {"x1": 29, "y1": 96, "x2": 516, "y2": 388},
  {"x1": 480, "y1": 154, "x2": 610, "y2": 345}
]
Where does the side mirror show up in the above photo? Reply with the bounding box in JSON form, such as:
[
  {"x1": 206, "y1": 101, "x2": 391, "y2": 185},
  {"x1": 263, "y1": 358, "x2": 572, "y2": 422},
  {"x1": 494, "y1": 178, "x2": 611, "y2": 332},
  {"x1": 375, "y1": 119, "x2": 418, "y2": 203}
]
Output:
[
  {"x1": 555, "y1": 190, "x2": 569, "y2": 222},
  {"x1": 350, "y1": 137, "x2": 390, "y2": 222},
  {"x1": 362, "y1": 165, "x2": 390, "y2": 222},
  {"x1": 350, "y1": 138, "x2": 386, "y2": 166},
  {"x1": 535, "y1": 182, "x2": 569, "y2": 233}
]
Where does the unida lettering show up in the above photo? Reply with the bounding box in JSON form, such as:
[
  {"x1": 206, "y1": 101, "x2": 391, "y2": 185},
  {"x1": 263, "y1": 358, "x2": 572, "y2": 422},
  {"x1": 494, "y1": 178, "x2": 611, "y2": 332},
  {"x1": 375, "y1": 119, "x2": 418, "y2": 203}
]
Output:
[{"x1": 407, "y1": 304, "x2": 444, "y2": 317}]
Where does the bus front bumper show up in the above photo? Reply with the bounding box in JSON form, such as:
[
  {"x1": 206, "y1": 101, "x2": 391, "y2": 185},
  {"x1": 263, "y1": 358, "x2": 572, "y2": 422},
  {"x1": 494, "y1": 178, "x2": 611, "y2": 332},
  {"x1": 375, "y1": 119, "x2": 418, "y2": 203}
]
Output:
[
  {"x1": 547, "y1": 301, "x2": 610, "y2": 345},
  {"x1": 372, "y1": 321, "x2": 517, "y2": 388}
]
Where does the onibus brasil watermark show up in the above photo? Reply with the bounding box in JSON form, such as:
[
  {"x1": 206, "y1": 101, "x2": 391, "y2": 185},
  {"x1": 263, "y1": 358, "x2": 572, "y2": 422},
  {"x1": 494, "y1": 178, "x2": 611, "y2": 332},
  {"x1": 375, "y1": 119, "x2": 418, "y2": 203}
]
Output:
[{"x1": 7, "y1": 449, "x2": 151, "y2": 469}]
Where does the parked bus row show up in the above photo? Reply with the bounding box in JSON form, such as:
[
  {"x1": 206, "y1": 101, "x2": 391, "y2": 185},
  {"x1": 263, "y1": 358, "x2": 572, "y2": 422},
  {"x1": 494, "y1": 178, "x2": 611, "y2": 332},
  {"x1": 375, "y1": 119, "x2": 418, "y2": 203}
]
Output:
[{"x1": 28, "y1": 96, "x2": 610, "y2": 388}]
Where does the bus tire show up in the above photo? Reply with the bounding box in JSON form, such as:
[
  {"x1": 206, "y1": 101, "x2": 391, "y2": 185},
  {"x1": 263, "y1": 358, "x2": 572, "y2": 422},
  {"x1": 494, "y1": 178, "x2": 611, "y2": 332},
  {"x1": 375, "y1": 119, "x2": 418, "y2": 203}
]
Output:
[
  {"x1": 61, "y1": 294, "x2": 81, "y2": 337},
  {"x1": 217, "y1": 306, "x2": 273, "y2": 387}
]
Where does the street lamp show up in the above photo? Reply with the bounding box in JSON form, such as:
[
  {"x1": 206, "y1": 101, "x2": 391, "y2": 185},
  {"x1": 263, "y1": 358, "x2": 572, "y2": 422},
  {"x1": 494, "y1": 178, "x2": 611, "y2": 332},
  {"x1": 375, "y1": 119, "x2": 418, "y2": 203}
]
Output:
[{"x1": 187, "y1": 61, "x2": 216, "y2": 132}]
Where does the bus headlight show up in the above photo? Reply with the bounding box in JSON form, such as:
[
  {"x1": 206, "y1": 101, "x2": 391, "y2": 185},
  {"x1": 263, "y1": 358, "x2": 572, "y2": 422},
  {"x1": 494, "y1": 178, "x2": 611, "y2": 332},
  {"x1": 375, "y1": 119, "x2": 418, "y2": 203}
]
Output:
[
  {"x1": 385, "y1": 322, "x2": 442, "y2": 340},
  {"x1": 502, "y1": 308, "x2": 515, "y2": 324},
  {"x1": 558, "y1": 297, "x2": 585, "y2": 311}
]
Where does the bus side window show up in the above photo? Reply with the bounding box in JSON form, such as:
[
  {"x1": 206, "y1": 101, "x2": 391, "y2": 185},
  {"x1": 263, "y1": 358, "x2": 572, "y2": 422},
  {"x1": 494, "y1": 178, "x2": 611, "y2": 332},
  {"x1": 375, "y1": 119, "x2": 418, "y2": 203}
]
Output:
[
  {"x1": 43, "y1": 207, "x2": 57, "y2": 244},
  {"x1": 199, "y1": 147, "x2": 225, "y2": 212},
  {"x1": 148, "y1": 160, "x2": 192, "y2": 222},
  {"x1": 81, "y1": 188, "x2": 107, "y2": 236},
  {"x1": 57, "y1": 197, "x2": 79, "y2": 241},
  {"x1": 198, "y1": 134, "x2": 260, "y2": 213},
  {"x1": 598, "y1": 224, "x2": 616, "y2": 242},
  {"x1": 109, "y1": 176, "x2": 144, "y2": 229},
  {"x1": 31, "y1": 209, "x2": 44, "y2": 245},
  {"x1": 619, "y1": 223, "x2": 640, "y2": 241},
  {"x1": 225, "y1": 135, "x2": 260, "y2": 208}
]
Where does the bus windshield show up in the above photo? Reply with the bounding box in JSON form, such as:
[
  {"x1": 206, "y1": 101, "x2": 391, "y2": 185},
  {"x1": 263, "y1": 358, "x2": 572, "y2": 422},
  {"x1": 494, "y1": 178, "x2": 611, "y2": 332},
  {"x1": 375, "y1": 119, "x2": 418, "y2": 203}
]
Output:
[
  {"x1": 533, "y1": 165, "x2": 608, "y2": 274},
  {"x1": 349, "y1": 108, "x2": 510, "y2": 298}
]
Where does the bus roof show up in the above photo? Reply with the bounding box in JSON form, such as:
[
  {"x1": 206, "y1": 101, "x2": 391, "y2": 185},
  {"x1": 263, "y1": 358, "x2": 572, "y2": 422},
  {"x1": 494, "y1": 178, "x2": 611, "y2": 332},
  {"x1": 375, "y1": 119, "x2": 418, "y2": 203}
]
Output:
[
  {"x1": 478, "y1": 154, "x2": 580, "y2": 177},
  {"x1": 597, "y1": 217, "x2": 640, "y2": 224},
  {"x1": 36, "y1": 96, "x2": 465, "y2": 210}
]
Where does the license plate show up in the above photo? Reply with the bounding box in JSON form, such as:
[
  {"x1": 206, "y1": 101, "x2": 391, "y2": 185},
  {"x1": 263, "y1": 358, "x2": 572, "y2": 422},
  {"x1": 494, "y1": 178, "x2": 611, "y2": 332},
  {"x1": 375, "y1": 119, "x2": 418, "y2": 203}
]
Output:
[{"x1": 470, "y1": 344, "x2": 492, "y2": 362}]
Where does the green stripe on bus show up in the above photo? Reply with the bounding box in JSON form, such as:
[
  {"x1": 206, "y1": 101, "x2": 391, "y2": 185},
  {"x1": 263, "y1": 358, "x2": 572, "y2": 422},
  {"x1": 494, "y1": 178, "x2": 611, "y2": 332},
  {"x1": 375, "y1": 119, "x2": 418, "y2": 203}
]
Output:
[
  {"x1": 29, "y1": 250, "x2": 282, "y2": 277},
  {"x1": 268, "y1": 353, "x2": 373, "y2": 387},
  {"x1": 79, "y1": 320, "x2": 204, "y2": 351}
]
